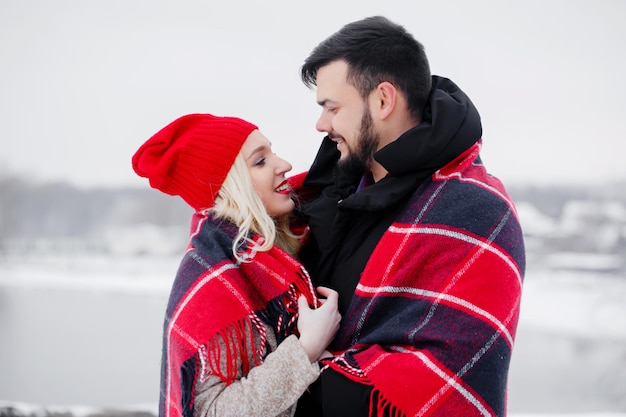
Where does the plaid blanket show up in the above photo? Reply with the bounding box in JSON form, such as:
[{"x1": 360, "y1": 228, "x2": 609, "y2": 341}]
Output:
[
  {"x1": 325, "y1": 143, "x2": 525, "y2": 417},
  {"x1": 159, "y1": 211, "x2": 317, "y2": 417}
]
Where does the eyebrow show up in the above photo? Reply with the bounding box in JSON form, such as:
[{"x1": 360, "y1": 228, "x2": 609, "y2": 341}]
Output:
[
  {"x1": 245, "y1": 145, "x2": 268, "y2": 162},
  {"x1": 317, "y1": 98, "x2": 339, "y2": 107}
]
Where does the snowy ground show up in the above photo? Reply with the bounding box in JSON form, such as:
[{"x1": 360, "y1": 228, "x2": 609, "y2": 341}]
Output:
[
  {"x1": 1, "y1": 252, "x2": 625, "y2": 415},
  {"x1": 5, "y1": 401, "x2": 623, "y2": 417}
]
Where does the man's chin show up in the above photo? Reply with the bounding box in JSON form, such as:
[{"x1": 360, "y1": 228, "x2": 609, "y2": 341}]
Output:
[{"x1": 337, "y1": 154, "x2": 366, "y2": 178}]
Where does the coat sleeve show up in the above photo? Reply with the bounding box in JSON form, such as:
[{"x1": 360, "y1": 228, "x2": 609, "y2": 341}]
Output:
[{"x1": 194, "y1": 334, "x2": 320, "y2": 417}]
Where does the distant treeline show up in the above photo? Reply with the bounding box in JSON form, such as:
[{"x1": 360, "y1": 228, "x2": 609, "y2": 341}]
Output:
[
  {"x1": 0, "y1": 174, "x2": 191, "y2": 248},
  {"x1": 507, "y1": 180, "x2": 626, "y2": 218},
  {"x1": 1, "y1": 173, "x2": 625, "y2": 256}
]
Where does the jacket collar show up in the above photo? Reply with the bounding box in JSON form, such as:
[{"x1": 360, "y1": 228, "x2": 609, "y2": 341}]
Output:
[
  {"x1": 303, "y1": 75, "x2": 482, "y2": 211},
  {"x1": 374, "y1": 75, "x2": 482, "y2": 177}
]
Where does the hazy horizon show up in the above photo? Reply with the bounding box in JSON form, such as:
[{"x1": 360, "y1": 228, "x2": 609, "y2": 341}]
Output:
[{"x1": 2, "y1": 0, "x2": 625, "y2": 189}]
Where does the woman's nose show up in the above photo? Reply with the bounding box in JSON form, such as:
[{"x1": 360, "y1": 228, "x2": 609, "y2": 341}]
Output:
[{"x1": 276, "y1": 156, "x2": 292, "y2": 174}]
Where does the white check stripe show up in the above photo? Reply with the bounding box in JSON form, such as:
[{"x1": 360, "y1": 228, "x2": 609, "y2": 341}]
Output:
[
  {"x1": 388, "y1": 224, "x2": 523, "y2": 289},
  {"x1": 256, "y1": 260, "x2": 290, "y2": 286},
  {"x1": 165, "y1": 262, "x2": 239, "y2": 417},
  {"x1": 351, "y1": 182, "x2": 448, "y2": 345},
  {"x1": 356, "y1": 284, "x2": 514, "y2": 346},
  {"x1": 391, "y1": 347, "x2": 493, "y2": 417},
  {"x1": 433, "y1": 169, "x2": 520, "y2": 219}
]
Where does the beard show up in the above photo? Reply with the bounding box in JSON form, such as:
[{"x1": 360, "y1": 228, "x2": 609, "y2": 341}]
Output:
[{"x1": 336, "y1": 107, "x2": 379, "y2": 178}]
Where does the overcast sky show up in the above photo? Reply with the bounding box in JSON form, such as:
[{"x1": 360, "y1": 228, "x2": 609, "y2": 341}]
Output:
[{"x1": 1, "y1": 0, "x2": 625, "y2": 189}]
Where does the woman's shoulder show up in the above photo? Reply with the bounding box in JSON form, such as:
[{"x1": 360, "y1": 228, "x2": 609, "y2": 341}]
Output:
[{"x1": 190, "y1": 210, "x2": 238, "y2": 244}]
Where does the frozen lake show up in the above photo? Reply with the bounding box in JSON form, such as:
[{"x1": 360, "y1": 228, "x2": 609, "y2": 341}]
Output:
[{"x1": 0, "y1": 253, "x2": 625, "y2": 415}]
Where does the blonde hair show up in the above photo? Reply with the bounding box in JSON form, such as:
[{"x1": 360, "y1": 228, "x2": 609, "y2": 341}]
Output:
[{"x1": 212, "y1": 153, "x2": 301, "y2": 262}]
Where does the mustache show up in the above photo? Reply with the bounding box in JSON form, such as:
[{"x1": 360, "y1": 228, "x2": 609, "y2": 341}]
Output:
[{"x1": 327, "y1": 132, "x2": 343, "y2": 141}]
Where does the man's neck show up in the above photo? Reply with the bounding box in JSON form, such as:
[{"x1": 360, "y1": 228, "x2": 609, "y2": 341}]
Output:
[{"x1": 371, "y1": 162, "x2": 388, "y2": 182}]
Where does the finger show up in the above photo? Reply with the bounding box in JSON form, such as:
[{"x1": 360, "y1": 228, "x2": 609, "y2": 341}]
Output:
[
  {"x1": 317, "y1": 286, "x2": 339, "y2": 302},
  {"x1": 297, "y1": 295, "x2": 309, "y2": 310}
]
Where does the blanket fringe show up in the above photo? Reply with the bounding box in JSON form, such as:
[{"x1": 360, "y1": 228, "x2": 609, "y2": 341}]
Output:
[
  {"x1": 198, "y1": 282, "x2": 307, "y2": 385},
  {"x1": 201, "y1": 315, "x2": 259, "y2": 385},
  {"x1": 372, "y1": 389, "x2": 407, "y2": 417},
  {"x1": 257, "y1": 283, "x2": 303, "y2": 343}
]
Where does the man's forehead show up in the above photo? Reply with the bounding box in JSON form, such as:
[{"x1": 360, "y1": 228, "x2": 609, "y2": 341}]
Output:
[{"x1": 316, "y1": 61, "x2": 358, "y2": 104}]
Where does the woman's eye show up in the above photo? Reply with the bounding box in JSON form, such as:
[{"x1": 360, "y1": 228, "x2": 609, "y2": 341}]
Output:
[{"x1": 254, "y1": 158, "x2": 266, "y2": 166}]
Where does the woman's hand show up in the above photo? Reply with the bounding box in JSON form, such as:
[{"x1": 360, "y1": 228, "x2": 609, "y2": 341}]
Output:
[{"x1": 297, "y1": 286, "x2": 341, "y2": 362}]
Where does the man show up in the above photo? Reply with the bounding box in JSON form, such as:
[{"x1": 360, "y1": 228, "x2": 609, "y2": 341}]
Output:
[{"x1": 293, "y1": 16, "x2": 525, "y2": 417}]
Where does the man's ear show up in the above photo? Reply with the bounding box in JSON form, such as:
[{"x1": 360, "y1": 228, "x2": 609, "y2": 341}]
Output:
[{"x1": 376, "y1": 81, "x2": 397, "y2": 120}]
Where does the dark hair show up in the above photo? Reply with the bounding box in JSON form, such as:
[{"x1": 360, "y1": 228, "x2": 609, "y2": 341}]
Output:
[{"x1": 301, "y1": 16, "x2": 432, "y2": 121}]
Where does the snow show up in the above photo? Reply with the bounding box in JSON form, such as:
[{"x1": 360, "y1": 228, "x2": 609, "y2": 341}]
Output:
[
  {"x1": 1, "y1": 253, "x2": 625, "y2": 414},
  {"x1": 2, "y1": 253, "x2": 624, "y2": 341},
  {"x1": 0, "y1": 401, "x2": 158, "y2": 417},
  {"x1": 0, "y1": 252, "x2": 176, "y2": 295},
  {"x1": 516, "y1": 202, "x2": 560, "y2": 237},
  {"x1": 520, "y1": 269, "x2": 626, "y2": 341},
  {"x1": 0, "y1": 400, "x2": 624, "y2": 417}
]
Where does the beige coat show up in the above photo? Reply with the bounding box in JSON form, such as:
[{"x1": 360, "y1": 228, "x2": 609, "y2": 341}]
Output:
[{"x1": 194, "y1": 320, "x2": 319, "y2": 417}]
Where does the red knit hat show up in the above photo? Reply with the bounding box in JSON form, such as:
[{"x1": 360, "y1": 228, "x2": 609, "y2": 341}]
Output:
[{"x1": 132, "y1": 113, "x2": 258, "y2": 210}]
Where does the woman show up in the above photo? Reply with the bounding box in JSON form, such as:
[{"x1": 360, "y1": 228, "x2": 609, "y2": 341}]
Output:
[{"x1": 132, "y1": 113, "x2": 341, "y2": 417}]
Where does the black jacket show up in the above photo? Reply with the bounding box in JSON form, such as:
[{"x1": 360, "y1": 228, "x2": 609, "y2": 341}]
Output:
[
  {"x1": 294, "y1": 76, "x2": 484, "y2": 417},
  {"x1": 296, "y1": 75, "x2": 482, "y2": 316}
]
